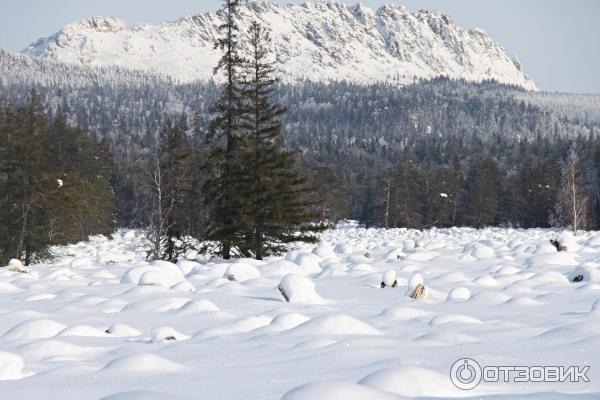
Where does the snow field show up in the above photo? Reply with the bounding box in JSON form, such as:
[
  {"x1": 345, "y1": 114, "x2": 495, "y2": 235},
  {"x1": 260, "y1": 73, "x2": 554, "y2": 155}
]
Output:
[{"x1": 0, "y1": 225, "x2": 599, "y2": 399}]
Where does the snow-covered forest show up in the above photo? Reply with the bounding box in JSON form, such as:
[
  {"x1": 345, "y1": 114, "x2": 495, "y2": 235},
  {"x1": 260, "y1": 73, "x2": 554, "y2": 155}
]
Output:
[{"x1": 2, "y1": 48, "x2": 600, "y2": 234}]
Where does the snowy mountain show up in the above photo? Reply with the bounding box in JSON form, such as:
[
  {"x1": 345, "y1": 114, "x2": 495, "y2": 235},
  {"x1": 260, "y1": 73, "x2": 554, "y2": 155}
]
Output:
[{"x1": 22, "y1": 0, "x2": 536, "y2": 89}]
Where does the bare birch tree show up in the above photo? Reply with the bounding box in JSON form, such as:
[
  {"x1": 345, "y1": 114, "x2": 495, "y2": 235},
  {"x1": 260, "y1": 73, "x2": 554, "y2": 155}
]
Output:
[{"x1": 552, "y1": 148, "x2": 590, "y2": 234}]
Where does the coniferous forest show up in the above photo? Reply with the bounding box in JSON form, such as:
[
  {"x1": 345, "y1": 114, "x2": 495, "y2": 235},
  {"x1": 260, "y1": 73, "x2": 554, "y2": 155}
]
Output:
[{"x1": 2, "y1": 0, "x2": 600, "y2": 265}]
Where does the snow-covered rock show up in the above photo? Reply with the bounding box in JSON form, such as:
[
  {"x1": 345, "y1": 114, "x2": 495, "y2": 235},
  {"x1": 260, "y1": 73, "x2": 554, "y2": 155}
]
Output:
[
  {"x1": 106, "y1": 324, "x2": 143, "y2": 337},
  {"x1": 291, "y1": 314, "x2": 381, "y2": 336},
  {"x1": 278, "y1": 274, "x2": 325, "y2": 304},
  {"x1": 447, "y1": 286, "x2": 471, "y2": 301},
  {"x1": 381, "y1": 270, "x2": 397, "y2": 287},
  {"x1": 151, "y1": 327, "x2": 190, "y2": 342},
  {"x1": 358, "y1": 366, "x2": 457, "y2": 397},
  {"x1": 0, "y1": 351, "x2": 25, "y2": 380},
  {"x1": 103, "y1": 353, "x2": 185, "y2": 374},
  {"x1": 223, "y1": 263, "x2": 261, "y2": 282}
]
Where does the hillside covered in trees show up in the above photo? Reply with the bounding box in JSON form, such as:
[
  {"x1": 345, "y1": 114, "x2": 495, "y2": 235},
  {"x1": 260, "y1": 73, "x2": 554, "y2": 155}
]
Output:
[{"x1": 2, "y1": 44, "x2": 600, "y2": 257}]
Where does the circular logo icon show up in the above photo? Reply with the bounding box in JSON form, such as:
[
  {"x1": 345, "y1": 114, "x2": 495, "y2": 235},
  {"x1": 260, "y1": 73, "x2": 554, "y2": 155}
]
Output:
[{"x1": 450, "y1": 358, "x2": 482, "y2": 390}]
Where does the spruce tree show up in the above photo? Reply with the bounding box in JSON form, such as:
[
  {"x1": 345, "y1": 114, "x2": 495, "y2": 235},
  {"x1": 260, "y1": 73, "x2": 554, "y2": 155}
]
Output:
[
  {"x1": 238, "y1": 21, "x2": 322, "y2": 259},
  {"x1": 204, "y1": 0, "x2": 246, "y2": 259}
]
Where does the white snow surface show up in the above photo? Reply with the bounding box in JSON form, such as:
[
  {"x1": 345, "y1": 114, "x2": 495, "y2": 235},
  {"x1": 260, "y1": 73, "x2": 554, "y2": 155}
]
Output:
[
  {"x1": 22, "y1": 1, "x2": 536, "y2": 89},
  {"x1": 0, "y1": 224, "x2": 598, "y2": 399}
]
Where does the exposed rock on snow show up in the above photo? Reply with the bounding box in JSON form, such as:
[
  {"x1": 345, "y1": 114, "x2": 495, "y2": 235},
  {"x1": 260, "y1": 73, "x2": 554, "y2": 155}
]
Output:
[
  {"x1": 151, "y1": 327, "x2": 190, "y2": 343},
  {"x1": 568, "y1": 265, "x2": 600, "y2": 283},
  {"x1": 278, "y1": 274, "x2": 325, "y2": 304},
  {"x1": 380, "y1": 270, "x2": 398, "y2": 288},
  {"x1": 406, "y1": 273, "x2": 427, "y2": 299}
]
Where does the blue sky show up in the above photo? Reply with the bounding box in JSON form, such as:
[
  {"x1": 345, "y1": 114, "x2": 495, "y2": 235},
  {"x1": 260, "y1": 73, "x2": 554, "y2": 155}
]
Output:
[{"x1": 1, "y1": 0, "x2": 598, "y2": 93}]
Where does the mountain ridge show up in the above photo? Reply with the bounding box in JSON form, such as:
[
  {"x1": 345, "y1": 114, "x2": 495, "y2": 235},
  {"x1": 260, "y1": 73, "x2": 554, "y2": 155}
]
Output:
[{"x1": 22, "y1": 0, "x2": 535, "y2": 89}]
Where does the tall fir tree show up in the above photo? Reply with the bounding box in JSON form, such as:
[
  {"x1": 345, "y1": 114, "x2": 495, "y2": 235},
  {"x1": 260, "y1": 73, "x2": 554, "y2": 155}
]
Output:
[
  {"x1": 204, "y1": 0, "x2": 246, "y2": 259},
  {"x1": 238, "y1": 21, "x2": 322, "y2": 259}
]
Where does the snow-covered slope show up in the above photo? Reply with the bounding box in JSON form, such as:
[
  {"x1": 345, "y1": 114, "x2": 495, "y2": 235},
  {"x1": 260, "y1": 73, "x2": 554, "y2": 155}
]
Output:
[
  {"x1": 22, "y1": 0, "x2": 536, "y2": 89},
  {"x1": 1, "y1": 225, "x2": 599, "y2": 399}
]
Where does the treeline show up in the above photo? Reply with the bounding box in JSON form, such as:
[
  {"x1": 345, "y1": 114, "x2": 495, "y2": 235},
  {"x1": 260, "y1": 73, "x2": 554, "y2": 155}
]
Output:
[{"x1": 0, "y1": 92, "x2": 116, "y2": 265}]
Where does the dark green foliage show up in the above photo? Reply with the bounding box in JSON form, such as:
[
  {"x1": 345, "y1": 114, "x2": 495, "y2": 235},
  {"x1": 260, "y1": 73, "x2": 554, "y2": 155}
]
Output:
[
  {"x1": 422, "y1": 165, "x2": 462, "y2": 228},
  {"x1": 240, "y1": 22, "x2": 320, "y2": 260},
  {"x1": 0, "y1": 92, "x2": 116, "y2": 266},
  {"x1": 204, "y1": 0, "x2": 246, "y2": 259},
  {"x1": 464, "y1": 157, "x2": 503, "y2": 228}
]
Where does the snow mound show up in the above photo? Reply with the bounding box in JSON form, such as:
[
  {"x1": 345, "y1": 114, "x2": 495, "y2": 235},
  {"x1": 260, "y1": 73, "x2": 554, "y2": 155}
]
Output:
[
  {"x1": 297, "y1": 253, "x2": 324, "y2": 274},
  {"x1": 59, "y1": 324, "x2": 108, "y2": 337},
  {"x1": 282, "y1": 381, "x2": 399, "y2": 400},
  {"x1": 122, "y1": 261, "x2": 187, "y2": 289},
  {"x1": 530, "y1": 271, "x2": 570, "y2": 285},
  {"x1": 471, "y1": 245, "x2": 495, "y2": 259},
  {"x1": 429, "y1": 313, "x2": 483, "y2": 326},
  {"x1": 0, "y1": 351, "x2": 25, "y2": 380},
  {"x1": 469, "y1": 290, "x2": 512, "y2": 305},
  {"x1": 378, "y1": 306, "x2": 432, "y2": 321},
  {"x1": 312, "y1": 246, "x2": 336, "y2": 259},
  {"x1": 505, "y1": 296, "x2": 544, "y2": 306},
  {"x1": 405, "y1": 273, "x2": 426, "y2": 298},
  {"x1": 291, "y1": 315, "x2": 381, "y2": 336},
  {"x1": 334, "y1": 243, "x2": 354, "y2": 254},
  {"x1": 106, "y1": 324, "x2": 143, "y2": 337},
  {"x1": 100, "y1": 392, "x2": 194, "y2": 400},
  {"x1": 278, "y1": 274, "x2": 326, "y2": 304},
  {"x1": 0, "y1": 281, "x2": 22, "y2": 292},
  {"x1": 151, "y1": 327, "x2": 190, "y2": 342},
  {"x1": 527, "y1": 252, "x2": 578, "y2": 269},
  {"x1": 568, "y1": 265, "x2": 600, "y2": 283},
  {"x1": 261, "y1": 260, "x2": 301, "y2": 278},
  {"x1": 3, "y1": 319, "x2": 67, "y2": 340},
  {"x1": 70, "y1": 257, "x2": 94, "y2": 268},
  {"x1": 358, "y1": 366, "x2": 456, "y2": 397},
  {"x1": 270, "y1": 313, "x2": 311, "y2": 330},
  {"x1": 103, "y1": 353, "x2": 185, "y2": 374},
  {"x1": 6, "y1": 259, "x2": 24, "y2": 270},
  {"x1": 223, "y1": 263, "x2": 261, "y2": 282},
  {"x1": 199, "y1": 315, "x2": 272, "y2": 338},
  {"x1": 446, "y1": 287, "x2": 471, "y2": 301},
  {"x1": 557, "y1": 231, "x2": 581, "y2": 252},
  {"x1": 381, "y1": 270, "x2": 397, "y2": 287},
  {"x1": 177, "y1": 299, "x2": 220, "y2": 315},
  {"x1": 123, "y1": 297, "x2": 191, "y2": 313},
  {"x1": 17, "y1": 339, "x2": 103, "y2": 361}
]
